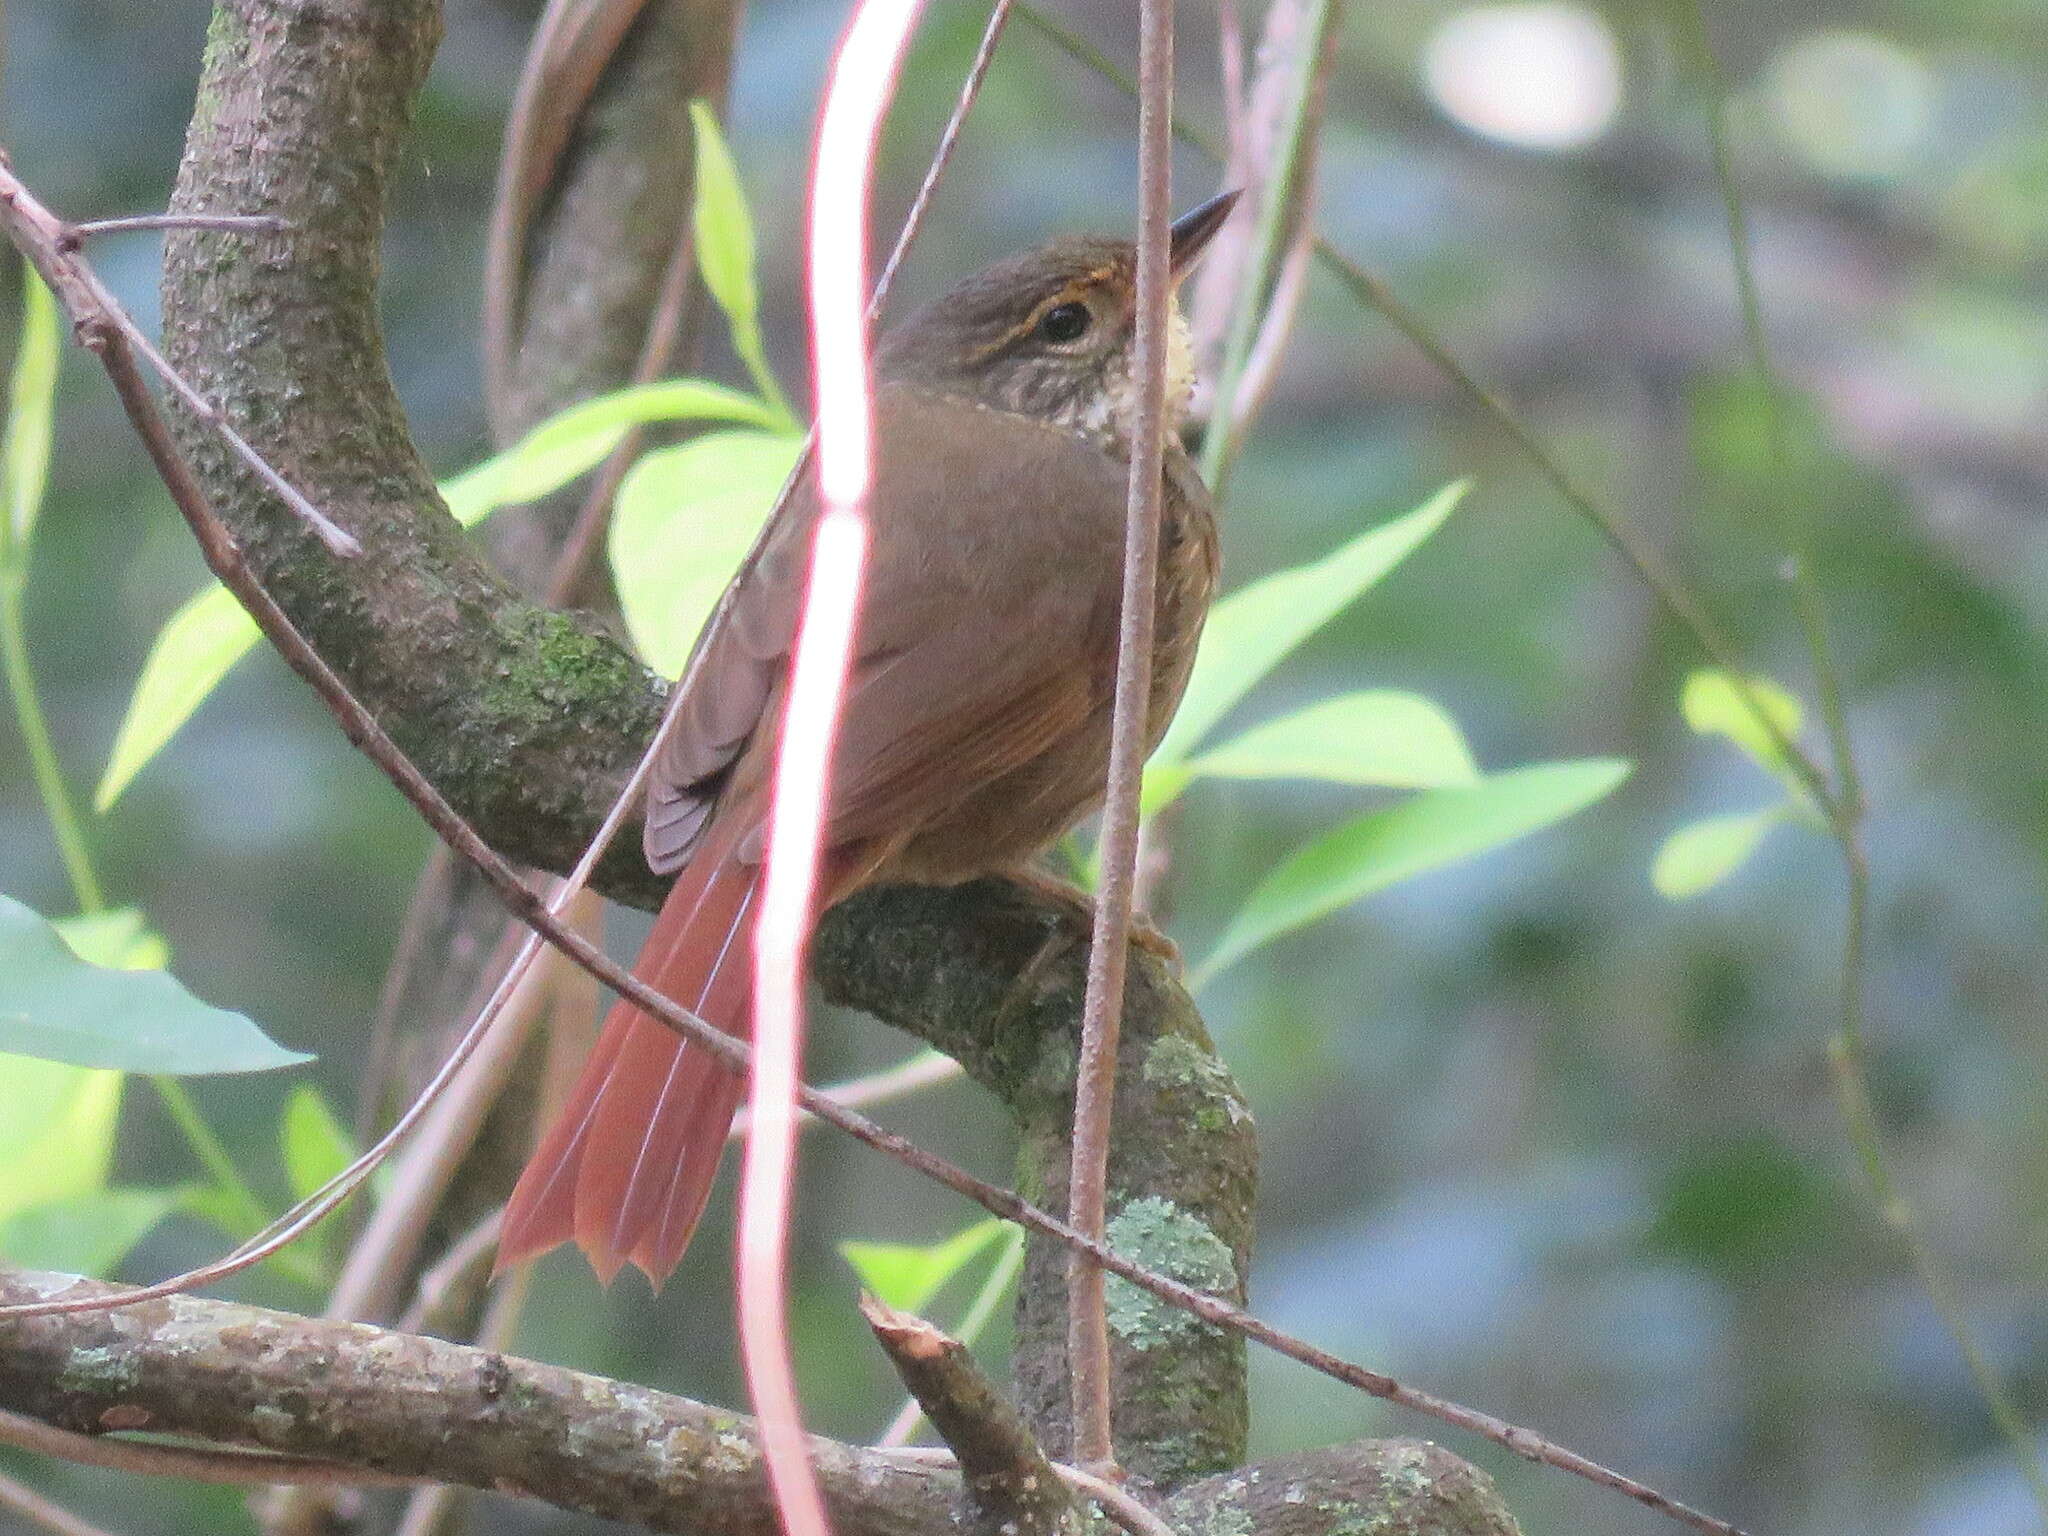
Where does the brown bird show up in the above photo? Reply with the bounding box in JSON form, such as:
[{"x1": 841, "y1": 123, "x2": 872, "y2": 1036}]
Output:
[{"x1": 496, "y1": 191, "x2": 1237, "y2": 1285}]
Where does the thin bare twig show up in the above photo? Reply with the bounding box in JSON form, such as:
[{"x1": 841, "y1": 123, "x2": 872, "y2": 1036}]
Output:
[
  {"x1": 0, "y1": 1408, "x2": 417, "y2": 1490},
  {"x1": 1066, "y1": 0, "x2": 1174, "y2": 1473},
  {"x1": 870, "y1": 0, "x2": 1017, "y2": 314},
  {"x1": 733, "y1": 1048, "x2": 963, "y2": 1136},
  {"x1": 65, "y1": 213, "x2": 286, "y2": 242},
  {"x1": 0, "y1": 183, "x2": 358, "y2": 557}
]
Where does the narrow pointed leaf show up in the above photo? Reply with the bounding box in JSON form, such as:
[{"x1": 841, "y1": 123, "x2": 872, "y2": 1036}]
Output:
[
  {"x1": 1153, "y1": 482, "x2": 1466, "y2": 768},
  {"x1": 1198, "y1": 758, "x2": 1631, "y2": 983},
  {"x1": 611, "y1": 429, "x2": 802, "y2": 674},
  {"x1": 1187, "y1": 690, "x2": 1481, "y2": 792},
  {"x1": 94, "y1": 584, "x2": 260, "y2": 812},
  {"x1": 1681, "y1": 670, "x2": 1806, "y2": 785},
  {"x1": 840, "y1": 1219, "x2": 1008, "y2": 1314},
  {"x1": 1651, "y1": 806, "x2": 1783, "y2": 900},
  {"x1": 280, "y1": 1084, "x2": 355, "y2": 1204},
  {"x1": 688, "y1": 101, "x2": 760, "y2": 345},
  {"x1": 0, "y1": 894, "x2": 308, "y2": 1074},
  {"x1": 3, "y1": 268, "x2": 60, "y2": 551},
  {"x1": 440, "y1": 378, "x2": 782, "y2": 525}
]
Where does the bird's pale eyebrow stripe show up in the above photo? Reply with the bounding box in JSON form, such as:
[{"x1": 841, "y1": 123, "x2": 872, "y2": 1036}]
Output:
[{"x1": 970, "y1": 270, "x2": 1122, "y2": 361}]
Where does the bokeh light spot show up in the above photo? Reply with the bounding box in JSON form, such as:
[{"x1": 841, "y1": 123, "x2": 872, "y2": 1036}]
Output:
[{"x1": 1423, "y1": 2, "x2": 1623, "y2": 152}]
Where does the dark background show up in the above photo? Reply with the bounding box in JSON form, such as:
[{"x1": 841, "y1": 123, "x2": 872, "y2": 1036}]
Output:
[{"x1": 4, "y1": 1, "x2": 2047, "y2": 1532}]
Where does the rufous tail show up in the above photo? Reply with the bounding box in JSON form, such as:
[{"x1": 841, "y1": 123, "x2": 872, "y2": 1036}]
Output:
[{"x1": 497, "y1": 836, "x2": 757, "y2": 1286}]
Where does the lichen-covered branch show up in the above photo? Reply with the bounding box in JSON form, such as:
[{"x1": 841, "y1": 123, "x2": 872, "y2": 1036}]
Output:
[
  {"x1": 817, "y1": 883, "x2": 1255, "y2": 1486},
  {"x1": 1164, "y1": 1440, "x2": 1525, "y2": 1536},
  {"x1": 0, "y1": 1272, "x2": 953, "y2": 1536},
  {"x1": 0, "y1": 1275, "x2": 1519, "y2": 1536},
  {"x1": 862, "y1": 1300, "x2": 1081, "y2": 1536}
]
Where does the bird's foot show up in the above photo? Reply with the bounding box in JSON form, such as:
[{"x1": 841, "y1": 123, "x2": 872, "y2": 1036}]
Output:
[{"x1": 1004, "y1": 867, "x2": 1182, "y2": 971}]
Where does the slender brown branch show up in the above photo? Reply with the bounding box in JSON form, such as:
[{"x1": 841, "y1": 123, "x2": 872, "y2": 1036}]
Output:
[
  {"x1": 0, "y1": 1407, "x2": 415, "y2": 1490},
  {"x1": 0, "y1": 173, "x2": 357, "y2": 558},
  {"x1": 1065, "y1": 0, "x2": 1175, "y2": 1472},
  {"x1": 66, "y1": 212, "x2": 286, "y2": 242},
  {"x1": 863, "y1": 1300, "x2": 1081, "y2": 1536},
  {"x1": 870, "y1": 0, "x2": 1018, "y2": 315}
]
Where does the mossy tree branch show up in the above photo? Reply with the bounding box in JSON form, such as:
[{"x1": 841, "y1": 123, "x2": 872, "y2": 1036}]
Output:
[{"x1": 0, "y1": 1274, "x2": 1519, "y2": 1536}]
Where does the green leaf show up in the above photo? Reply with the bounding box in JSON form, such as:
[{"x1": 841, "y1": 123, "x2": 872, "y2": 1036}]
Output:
[
  {"x1": 52, "y1": 906, "x2": 170, "y2": 970},
  {"x1": 1680, "y1": 669, "x2": 1805, "y2": 785},
  {"x1": 0, "y1": 893, "x2": 309, "y2": 1074},
  {"x1": 95, "y1": 379, "x2": 785, "y2": 813},
  {"x1": 1152, "y1": 482, "x2": 1466, "y2": 770},
  {"x1": 3, "y1": 267, "x2": 60, "y2": 553},
  {"x1": 687, "y1": 103, "x2": 794, "y2": 430},
  {"x1": 610, "y1": 429, "x2": 803, "y2": 675},
  {"x1": 280, "y1": 1084, "x2": 355, "y2": 1204},
  {"x1": 688, "y1": 101, "x2": 761, "y2": 352},
  {"x1": 440, "y1": 378, "x2": 784, "y2": 526},
  {"x1": 1651, "y1": 806, "x2": 1783, "y2": 900},
  {"x1": 1196, "y1": 758, "x2": 1632, "y2": 983},
  {"x1": 1184, "y1": 690, "x2": 1481, "y2": 795},
  {"x1": 177, "y1": 1180, "x2": 256, "y2": 1242},
  {"x1": 0, "y1": 1059, "x2": 121, "y2": 1224},
  {"x1": 94, "y1": 583, "x2": 260, "y2": 812},
  {"x1": 840, "y1": 1219, "x2": 1008, "y2": 1314},
  {"x1": 1, "y1": 1186, "x2": 183, "y2": 1276}
]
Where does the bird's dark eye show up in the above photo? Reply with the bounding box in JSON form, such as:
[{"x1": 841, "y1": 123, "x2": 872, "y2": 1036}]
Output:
[{"x1": 1039, "y1": 301, "x2": 1092, "y2": 344}]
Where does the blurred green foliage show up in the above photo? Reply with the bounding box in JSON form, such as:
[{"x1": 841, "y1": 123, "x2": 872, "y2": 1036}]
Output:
[{"x1": 2, "y1": 2, "x2": 2046, "y2": 1534}]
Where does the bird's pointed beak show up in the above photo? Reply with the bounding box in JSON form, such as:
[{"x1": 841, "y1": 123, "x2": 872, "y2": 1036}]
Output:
[{"x1": 1168, "y1": 189, "x2": 1241, "y2": 282}]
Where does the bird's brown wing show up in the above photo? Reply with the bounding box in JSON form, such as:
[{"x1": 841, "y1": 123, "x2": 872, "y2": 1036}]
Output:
[{"x1": 643, "y1": 384, "x2": 1126, "y2": 876}]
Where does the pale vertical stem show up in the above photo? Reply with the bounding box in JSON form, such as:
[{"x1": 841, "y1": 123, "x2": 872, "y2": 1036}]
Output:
[
  {"x1": 1198, "y1": 0, "x2": 1336, "y2": 496},
  {"x1": 736, "y1": 4, "x2": 927, "y2": 1534},
  {"x1": 1066, "y1": 0, "x2": 1176, "y2": 1472}
]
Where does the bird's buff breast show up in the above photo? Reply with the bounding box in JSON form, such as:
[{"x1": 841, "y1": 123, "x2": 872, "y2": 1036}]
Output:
[{"x1": 877, "y1": 443, "x2": 1217, "y2": 887}]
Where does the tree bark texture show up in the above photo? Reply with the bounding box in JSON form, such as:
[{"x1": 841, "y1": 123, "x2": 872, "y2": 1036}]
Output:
[{"x1": 0, "y1": 1274, "x2": 1520, "y2": 1536}]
